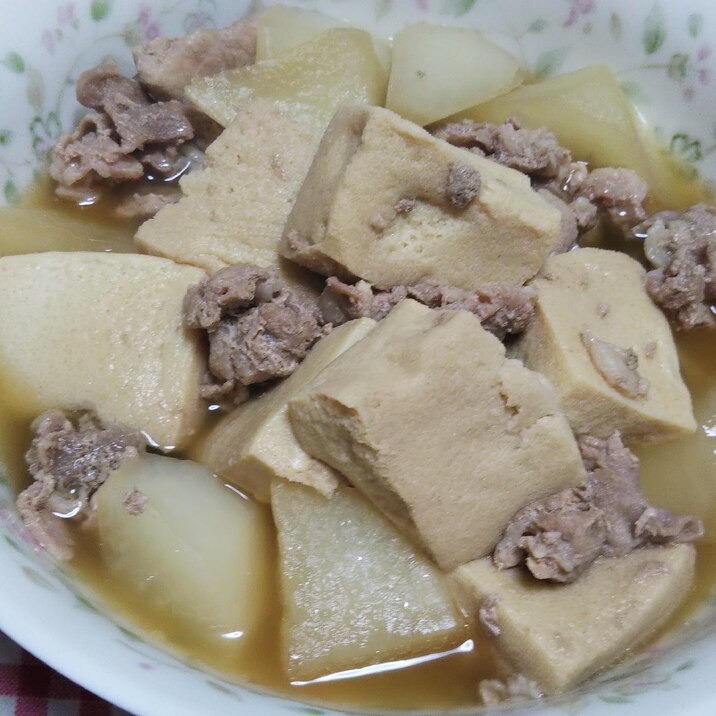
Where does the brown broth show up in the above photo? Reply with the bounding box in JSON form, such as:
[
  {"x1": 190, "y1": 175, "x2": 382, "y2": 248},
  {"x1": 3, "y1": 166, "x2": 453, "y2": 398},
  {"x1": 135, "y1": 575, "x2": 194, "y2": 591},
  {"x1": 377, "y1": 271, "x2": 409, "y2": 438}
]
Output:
[{"x1": 0, "y1": 176, "x2": 714, "y2": 712}]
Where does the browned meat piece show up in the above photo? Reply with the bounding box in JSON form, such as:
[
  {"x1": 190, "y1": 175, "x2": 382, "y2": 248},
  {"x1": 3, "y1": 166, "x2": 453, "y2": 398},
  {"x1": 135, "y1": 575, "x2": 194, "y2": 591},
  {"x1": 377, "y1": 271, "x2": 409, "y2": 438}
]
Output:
[
  {"x1": 445, "y1": 162, "x2": 481, "y2": 208},
  {"x1": 577, "y1": 167, "x2": 647, "y2": 225},
  {"x1": 49, "y1": 113, "x2": 144, "y2": 198},
  {"x1": 634, "y1": 204, "x2": 716, "y2": 330},
  {"x1": 76, "y1": 62, "x2": 193, "y2": 153},
  {"x1": 209, "y1": 293, "x2": 324, "y2": 386},
  {"x1": 199, "y1": 372, "x2": 251, "y2": 406},
  {"x1": 184, "y1": 264, "x2": 283, "y2": 329},
  {"x1": 493, "y1": 432, "x2": 703, "y2": 582},
  {"x1": 110, "y1": 99, "x2": 193, "y2": 154},
  {"x1": 51, "y1": 62, "x2": 195, "y2": 210},
  {"x1": 319, "y1": 277, "x2": 535, "y2": 339},
  {"x1": 123, "y1": 489, "x2": 147, "y2": 516},
  {"x1": 432, "y1": 119, "x2": 651, "y2": 238},
  {"x1": 432, "y1": 119, "x2": 496, "y2": 149},
  {"x1": 478, "y1": 674, "x2": 542, "y2": 706},
  {"x1": 76, "y1": 63, "x2": 145, "y2": 107},
  {"x1": 493, "y1": 483, "x2": 605, "y2": 582},
  {"x1": 184, "y1": 264, "x2": 324, "y2": 399},
  {"x1": 478, "y1": 594, "x2": 501, "y2": 637},
  {"x1": 16, "y1": 410, "x2": 145, "y2": 560},
  {"x1": 142, "y1": 142, "x2": 204, "y2": 179},
  {"x1": 134, "y1": 19, "x2": 257, "y2": 103},
  {"x1": 433, "y1": 118, "x2": 570, "y2": 180},
  {"x1": 112, "y1": 190, "x2": 180, "y2": 220},
  {"x1": 318, "y1": 278, "x2": 377, "y2": 325},
  {"x1": 580, "y1": 329, "x2": 649, "y2": 399}
]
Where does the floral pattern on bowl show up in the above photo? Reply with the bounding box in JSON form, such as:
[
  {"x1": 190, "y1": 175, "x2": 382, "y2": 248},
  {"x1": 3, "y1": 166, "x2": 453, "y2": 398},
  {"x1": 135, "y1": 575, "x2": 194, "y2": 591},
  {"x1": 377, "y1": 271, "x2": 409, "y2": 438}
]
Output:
[{"x1": 1, "y1": 1, "x2": 715, "y2": 715}]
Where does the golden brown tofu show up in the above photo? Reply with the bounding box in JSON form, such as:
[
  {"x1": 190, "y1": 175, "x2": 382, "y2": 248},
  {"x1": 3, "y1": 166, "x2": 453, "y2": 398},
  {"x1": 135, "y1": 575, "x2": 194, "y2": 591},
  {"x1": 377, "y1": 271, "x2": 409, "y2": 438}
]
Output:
[
  {"x1": 289, "y1": 300, "x2": 586, "y2": 570},
  {"x1": 0, "y1": 252, "x2": 206, "y2": 449},
  {"x1": 280, "y1": 105, "x2": 562, "y2": 291},
  {"x1": 136, "y1": 98, "x2": 320, "y2": 272},
  {"x1": 454, "y1": 544, "x2": 696, "y2": 693},
  {"x1": 515, "y1": 248, "x2": 696, "y2": 442},
  {"x1": 197, "y1": 318, "x2": 376, "y2": 502}
]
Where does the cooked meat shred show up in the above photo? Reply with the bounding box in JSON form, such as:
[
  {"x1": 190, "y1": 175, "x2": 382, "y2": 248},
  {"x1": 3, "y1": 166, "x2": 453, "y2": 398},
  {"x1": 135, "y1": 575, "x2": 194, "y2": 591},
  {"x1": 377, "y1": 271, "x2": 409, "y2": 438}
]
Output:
[
  {"x1": 49, "y1": 112, "x2": 144, "y2": 202},
  {"x1": 51, "y1": 20, "x2": 256, "y2": 213},
  {"x1": 50, "y1": 62, "x2": 195, "y2": 210},
  {"x1": 577, "y1": 167, "x2": 647, "y2": 225},
  {"x1": 123, "y1": 489, "x2": 147, "y2": 516},
  {"x1": 478, "y1": 594, "x2": 501, "y2": 637},
  {"x1": 434, "y1": 118, "x2": 569, "y2": 179},
  {"x1": 184, "y1": 264, "x2": 283, "y2": 329},
  {"x1": 493, "y1": 432, "x2": 703, "y2": 582},
  {"x1": 319, "y1": 277, "x2": 535, "y2": 340},
  {"x1": 432, "y1": 118, "x2": 648, "y2": 243},
  {"x1": 208, "y1": 293, "x2": 324, "y2": 386},
  {"x1": 394, "y1": 197, "x2": 416, "y2": 214},
  {"x1": 184, "y1": 264, "x2": 325, "y2": 400},
  {"x1": 16, "y1": 410, "x2": 145, "y2": 560},
  {"x1": 133, "y1": 19, "x2": 257, "y2": 104},
  {"x1": 478, "y1": 673, "x2": 542, "y2": 706},
  {"x1": 633, "y1": 204, "x2": 716, "y2": 330},
  {"x1": 112, "y1": 189, "x2": 180, "y2": 220},
  {"x1": 76, "y1": 62, "x2": 194, "y2": 152},
  {"x1": 445, "y1": 162, "x2": 481, "y2": 208},
  {"x1": 581, "y1": 329, "x2": 649, "y2": 399}
]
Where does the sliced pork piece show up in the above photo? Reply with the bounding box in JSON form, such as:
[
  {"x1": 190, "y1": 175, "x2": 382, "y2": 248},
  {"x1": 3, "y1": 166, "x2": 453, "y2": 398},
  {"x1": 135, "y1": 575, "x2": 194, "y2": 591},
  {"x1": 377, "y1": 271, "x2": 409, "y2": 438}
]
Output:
[
  {"x1": 183, "y1": 264, "x2": 325, "y2": 401},
  {"x1": 17, "y1": 410, "x2": 145, "y2": 560},
  {"x1": 319, "y1": 277, "x2": 535, "y2": 339},
  {"x1": 493, "y1": 432, "x2": 703, "y2": 582},
  {"x1": 433, "y1": 118, "x2": 570, "y2": 180},
  {"x1": 432, "y1": 118, "x2": 648, "y2": 240},
  {"x1": 634, "y1": 204, "x2": 716, "y2": 330},
  {"x1": 577, "y1": 167, "x2": 647, "y2": 226},
  {"x1": 133, "y1": 19, "x2": 257, "y2": 104},
  {"x1": 49, "y1": 113, "x2": 143, "y2": 203}
]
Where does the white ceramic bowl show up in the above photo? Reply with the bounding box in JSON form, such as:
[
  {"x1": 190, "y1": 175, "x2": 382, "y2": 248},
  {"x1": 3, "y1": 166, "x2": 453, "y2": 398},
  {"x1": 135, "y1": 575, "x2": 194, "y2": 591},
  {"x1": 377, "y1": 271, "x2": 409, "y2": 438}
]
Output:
[{"x1": 1, "y1": 1, "x2": 715, "y2": 714}]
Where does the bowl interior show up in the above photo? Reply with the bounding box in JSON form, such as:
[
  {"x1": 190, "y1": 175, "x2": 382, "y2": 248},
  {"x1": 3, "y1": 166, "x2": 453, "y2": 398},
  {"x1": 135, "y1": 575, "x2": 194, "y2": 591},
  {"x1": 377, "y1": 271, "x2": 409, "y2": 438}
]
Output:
[{"x1": 1, "y1": 1, "x2": 715, "y2": 714}]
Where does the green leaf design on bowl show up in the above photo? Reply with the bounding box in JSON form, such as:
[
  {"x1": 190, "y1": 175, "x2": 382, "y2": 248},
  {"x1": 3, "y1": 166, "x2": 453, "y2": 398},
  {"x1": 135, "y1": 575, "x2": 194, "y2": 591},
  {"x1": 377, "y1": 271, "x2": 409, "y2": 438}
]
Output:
[
  {"x1": 21, "y1": 564, "x2": 59, "y2": 591},
  {"x1": 75, "y1": 593, "x2": 101, "y2": 614},
  {"x1": 2, "y1": 52, "x2": 25, "y2": 73},
  {"x1": 643, "y1": 4, "x2": 666, "y2": 55},
  {"x1": 688, "y1": 13, "x2": 703, "y2": 37},
  {"x1": 206, "y1": 680, "x2": 243, "y2": 699},
  {"x1": 440, "y1": 0, "x2": 479, "y2": 18},
  {"x1": 90, "y1": 0, "x2": 113, "y2": 22},
  {"x1": 533, "y1": 47, "x2": 570, "y2": 80},
  {"x1": 609, "y1": 13, "x2": 623, "y2": 41},
  {"x1": 600, "y1": 695, "x2": 633, "y2": 704}
]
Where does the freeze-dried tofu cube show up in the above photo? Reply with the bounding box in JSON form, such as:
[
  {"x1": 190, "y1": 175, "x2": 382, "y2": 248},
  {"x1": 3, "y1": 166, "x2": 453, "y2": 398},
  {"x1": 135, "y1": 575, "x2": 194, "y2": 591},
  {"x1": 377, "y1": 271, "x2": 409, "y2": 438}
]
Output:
[
  {"x1": 515, "y1": 248, "x2": 695, "y2": 442},
  {"x1": 198, "y1": 318, "x2": 376, "y2": 501},
  {"x1": 136, "y1": 98, "x2": 320, "y2": 272},
  {"x1": 289, "y1": 300, "x2": 585, "y2": 570},
  {"x1": 454, "y1": 544, "x2": 695, "y2": 693},
  {"x1": 281, "y1": 105, "x2": 562, "y2": 291},
  {"x1": 0, "y1": 252, "x2": 206, "y2": 449}
]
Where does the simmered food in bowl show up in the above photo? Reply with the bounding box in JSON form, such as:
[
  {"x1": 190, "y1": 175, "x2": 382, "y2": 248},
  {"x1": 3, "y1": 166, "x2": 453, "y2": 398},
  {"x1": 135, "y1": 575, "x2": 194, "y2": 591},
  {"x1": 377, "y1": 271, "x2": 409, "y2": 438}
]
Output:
[{"x1": 0, "y1": 4, "x2": 714, "y2": 711}]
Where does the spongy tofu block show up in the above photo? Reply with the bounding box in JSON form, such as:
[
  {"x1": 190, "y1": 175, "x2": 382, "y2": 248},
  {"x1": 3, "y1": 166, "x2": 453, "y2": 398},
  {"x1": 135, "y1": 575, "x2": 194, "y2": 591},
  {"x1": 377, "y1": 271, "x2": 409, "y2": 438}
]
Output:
[
  {"x1": 280, "y1": 105, "x2": 562, "y2": 291},
  {"x1": 289, "y1": 299, "x2": 586, "y2": 569}
]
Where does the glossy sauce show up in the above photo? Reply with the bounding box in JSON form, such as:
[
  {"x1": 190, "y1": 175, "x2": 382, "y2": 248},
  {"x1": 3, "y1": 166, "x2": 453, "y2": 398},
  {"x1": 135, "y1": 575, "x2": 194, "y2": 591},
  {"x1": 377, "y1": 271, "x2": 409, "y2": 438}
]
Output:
[{"x1": 0, "y1": 178, "x2": 714, "y2": 711}]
